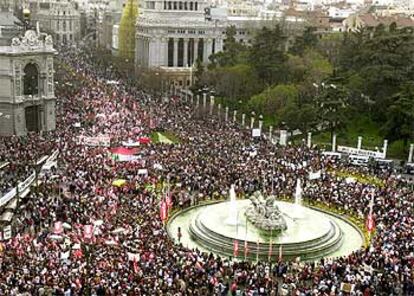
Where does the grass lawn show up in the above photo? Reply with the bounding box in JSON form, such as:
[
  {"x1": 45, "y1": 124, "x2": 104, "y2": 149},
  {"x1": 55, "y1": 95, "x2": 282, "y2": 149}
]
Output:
[
  {"x1": 150, "y1": 131, "x2": 180, "y2": 144},
  {"x1": 293, "y1": 116, "x2": 406, "y2": 159}
]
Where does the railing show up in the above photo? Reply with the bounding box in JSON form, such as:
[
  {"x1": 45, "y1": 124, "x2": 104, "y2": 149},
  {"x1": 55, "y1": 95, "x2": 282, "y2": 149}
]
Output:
[{"x1": 0, "y1": 149, "x2": 59, "y2": 208}]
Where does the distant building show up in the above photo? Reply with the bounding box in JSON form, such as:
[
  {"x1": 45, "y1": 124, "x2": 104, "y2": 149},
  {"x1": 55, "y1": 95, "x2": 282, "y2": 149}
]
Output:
[
  {"x1": 29, "y1": 0, "x2": 81, "y2": 44},
  {"x1": 0, "y1": 30, "x2": 56, "y2": 136},
  {"x1": 0, "y1": 11, "x2": 23, "y2": 46},
  {"x1": 135, "y1": 0, "x2": 227, "y2": 88},
  {"x1": 343, "y1": 13, "x2": 414, "y2": 31}
]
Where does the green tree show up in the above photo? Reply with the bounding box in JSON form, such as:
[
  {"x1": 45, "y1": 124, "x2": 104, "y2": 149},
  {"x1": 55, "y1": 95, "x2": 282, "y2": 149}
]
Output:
[
  {"x1": 337, "y1": 25, "x2": 414, "y2": 119},
  {"x1": 209, "y1": 26, "x2": 248, "y2": 68},
  {"x1": 212, "y1": 64, "x2": 261, "y2": 103},
  {"x1": 317, "y1": 81, "x2": 350, "y2": 142},
  {"x1": 289, "y1": 27, "x2": 318, "y2": 56},
  {"x1": 192, "y1": 58, "x2": 205, "y2": 91},
  {"x1": 119, "y1": 0, "x2": 138, "y2": 60},
  {"x1": 249, "y1": 25, "x2": 288, "y2": 85},
  {"x1": 382, "y1": 83, "x2": 414, "y2": 146},
  {"x1": 249, "y1": 84, "x2": 298, "y2": 121}
]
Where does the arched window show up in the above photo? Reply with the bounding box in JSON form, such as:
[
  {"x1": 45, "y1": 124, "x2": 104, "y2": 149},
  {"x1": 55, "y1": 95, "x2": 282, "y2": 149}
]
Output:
[
  {"x1": 195, "y1": 2, "x2": 198, "y2": 10},
  {"x1": 23, "y1": 63, "x2": 39, "y2": 96}
]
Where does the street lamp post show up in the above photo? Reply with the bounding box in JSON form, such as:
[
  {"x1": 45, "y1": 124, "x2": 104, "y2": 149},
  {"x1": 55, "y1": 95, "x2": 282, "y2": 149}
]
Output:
[
  {"x1": 258, "y1": 114, "x2": 263, "y2": 131},
  {"x1": 210, "y1": 95, "x2": 215, "y2": 115},
  {"x1": 250, "y1": 111, "x2": 255, "y2": 129},
  {"x1": 203, "y1": 92, "x2": 207, "y2": 109}
]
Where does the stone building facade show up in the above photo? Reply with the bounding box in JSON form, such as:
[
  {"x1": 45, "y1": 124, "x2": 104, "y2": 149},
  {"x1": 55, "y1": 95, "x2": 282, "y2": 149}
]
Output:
[
  {"x1": 135, "y1": 0, "x2": 226, "y2": 87},
  {"x1": 29, "y1": 0, "x2": 81, "y2": 44},
  {"x1": 0, "y1": 30, "x2": 56, "y2": 136}
]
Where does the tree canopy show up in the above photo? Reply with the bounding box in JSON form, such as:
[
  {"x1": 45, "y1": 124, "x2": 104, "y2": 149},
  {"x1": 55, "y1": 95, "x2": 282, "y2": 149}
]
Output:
[
  {"x1": 200, "y1": 23, "x2": 414, "y2": 150},
  {"x1": 119, "y1": 0, "x2": 138, "y2": 61}
]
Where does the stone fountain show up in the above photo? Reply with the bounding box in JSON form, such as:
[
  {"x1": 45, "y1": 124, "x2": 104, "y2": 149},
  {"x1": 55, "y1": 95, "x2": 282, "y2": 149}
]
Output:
[{"x1": 244, "y1": 191, "x2": 287, "y2": 232}]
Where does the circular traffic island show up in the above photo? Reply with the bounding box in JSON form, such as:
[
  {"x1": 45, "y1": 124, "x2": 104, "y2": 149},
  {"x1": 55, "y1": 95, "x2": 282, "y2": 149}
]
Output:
[{"x1": 168, "y1": 199, "x2": 364, "y2": 262}]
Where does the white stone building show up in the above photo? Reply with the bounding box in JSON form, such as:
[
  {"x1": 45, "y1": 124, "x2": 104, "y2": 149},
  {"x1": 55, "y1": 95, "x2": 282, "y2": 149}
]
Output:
[
  {"x1": 135, "y1": 0, "x2": 227, "y2": 87},
  {"x1": 29, "y1": 0, "x2": 81, "y2": 44},
  {"x1": 0, "y1": 30, "x2": 56, "y2": 136}
]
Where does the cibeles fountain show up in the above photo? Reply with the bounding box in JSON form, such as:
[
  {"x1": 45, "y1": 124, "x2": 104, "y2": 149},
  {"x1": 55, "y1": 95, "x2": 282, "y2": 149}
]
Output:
[{"x1": 168, "y1": 181, "x2": 364, "y2": 261}]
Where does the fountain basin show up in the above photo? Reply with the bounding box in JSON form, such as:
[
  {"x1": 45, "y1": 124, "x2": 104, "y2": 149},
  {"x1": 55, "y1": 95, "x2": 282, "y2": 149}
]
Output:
[{"x1": 168, "y1": 200, "x2": 364, "y2": 262}]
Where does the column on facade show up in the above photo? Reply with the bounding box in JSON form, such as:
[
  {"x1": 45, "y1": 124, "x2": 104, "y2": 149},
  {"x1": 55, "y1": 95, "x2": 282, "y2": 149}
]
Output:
[
  {"x1": 194, "y1": 38, "x2": 199, "y2": 62},
  {"x1": 183, "y1": 38, "x2": 189, "y2": 67},
  {"x1": 215, "y1": 38, "x2": 223, "y2": 53},
  {"x1": 173, "y1": 38, "x2": 178, "y2": 67},
  {"x1": 162, "y1": 37, "x2": 168, "y2": 67},
  {"x1": 203, "y1": 38, "x2": 212, "y2": 63}
]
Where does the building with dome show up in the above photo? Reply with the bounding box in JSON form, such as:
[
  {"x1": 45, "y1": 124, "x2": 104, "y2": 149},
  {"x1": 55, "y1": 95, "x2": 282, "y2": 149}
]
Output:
[{"x1": 0, "y1": 30, "x2": 56, "y2": 136}]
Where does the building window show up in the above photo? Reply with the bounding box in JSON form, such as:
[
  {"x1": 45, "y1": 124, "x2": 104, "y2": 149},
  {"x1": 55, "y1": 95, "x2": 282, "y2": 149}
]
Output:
[
  {"x1": 179, "y1": 1, "x2": 182, "y2": 9},
  {"x1": 164, "y1": 1, "x2": 167, "y2": 9},
  {"x1": 184, "y1": 2, "x2": 187, "y2": 9},
  {"x1": 63, "y1": 21, "x2": 66, "y2": 32},
  {"x1": 173, "y1": 1, "x2": 177, "y2": 9},
  {"x1": 189, "y1": 2, "x2": 193, "y2": 10},
  {"x1": 23, "y1": 63, "x2": 39, "y2": 96},
  {"x1": 168, "y1": 1, "x2": 172, "y2": 9},
  {"x1": 195, "y1": 2, "x2": 198, "y2": 10}
]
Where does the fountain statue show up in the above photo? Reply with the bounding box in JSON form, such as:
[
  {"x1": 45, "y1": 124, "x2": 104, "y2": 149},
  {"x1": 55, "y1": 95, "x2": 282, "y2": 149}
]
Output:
[
  {"x1": 225, "y1": 184, "x2": 239, "y2": 225},
  {"x1": 245, "y1": 191, "x2": 287, "y2": 232}
]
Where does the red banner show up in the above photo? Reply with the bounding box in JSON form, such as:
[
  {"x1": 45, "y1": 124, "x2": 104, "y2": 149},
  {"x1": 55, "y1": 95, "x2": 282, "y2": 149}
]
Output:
[
  {"x1": 166, "y1": 193, "x2": 173, "y2": 210},
  {"x1": 83, "y1": 225, "x2": 94, "y2": 240},
  {"x1": 366, "y1": 214, "x2": 375, "y2": 233},
  {"x1": 244, "y1": 240, "x2": 248, "y2": 258},
  {"x1": 233, "y1": 240, "x2": 239, "y2": 257},
  {"x1": 160, "y1": 201, "x2": 168, "y2": 221}
]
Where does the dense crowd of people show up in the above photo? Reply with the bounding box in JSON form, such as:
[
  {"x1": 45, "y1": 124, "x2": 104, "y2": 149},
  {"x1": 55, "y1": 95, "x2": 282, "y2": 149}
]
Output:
[{"x1": 0, "y1": 44, "x2": 413, "y2": 295}]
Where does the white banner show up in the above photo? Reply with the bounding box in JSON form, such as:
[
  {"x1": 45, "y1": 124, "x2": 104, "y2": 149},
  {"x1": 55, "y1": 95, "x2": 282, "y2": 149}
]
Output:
[
  {"x1": 3, "y1": 225, "x2": 11, "y2": 240},
  {"x1": 115, "y1": 155, "x2": 140, "y2": 162},
  {"x1": 252, "y1": 128, "x2": 261, "y2": 138},
  {"x1": 337, "y1": 145, "x2": 385, "y2": 159},
  {"x1": 280, "y1": 130, "x2": 288, "y2": 146},
  {"x1": 309, "y1": 170, "x2": 321, "y2": 180},
  {"x1": 79, "y1": 136, "x2": 111, "y2": 147}
]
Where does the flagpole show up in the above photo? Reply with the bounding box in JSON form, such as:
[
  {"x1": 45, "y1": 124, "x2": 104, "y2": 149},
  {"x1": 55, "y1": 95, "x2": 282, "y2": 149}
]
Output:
[
  {"x1": 268, "y1": 228, "x2": 273, "y2": 262},
  {"x1": 244, "y1": 217, "x2": 248, "y2": 261}
]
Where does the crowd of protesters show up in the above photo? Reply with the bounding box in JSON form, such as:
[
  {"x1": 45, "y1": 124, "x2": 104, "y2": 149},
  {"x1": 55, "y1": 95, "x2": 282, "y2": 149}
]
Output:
[{"x1": 0, "y1": 44, "x2": 413, "y2": 296}]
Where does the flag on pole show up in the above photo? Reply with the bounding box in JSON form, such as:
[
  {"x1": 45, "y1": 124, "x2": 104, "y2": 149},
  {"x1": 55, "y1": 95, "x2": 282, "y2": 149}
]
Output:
[
  {"x1": 268, "y1": 229, "x2": 273, "y2": 262},
  {"x1": 268, "y1": 238, "x2": 272, "y2": 262},
  {"x1": 133, "y1": 257, "x2": 139, "y2": 273},
  {"x1": 166, "y1": 193, "x2": 173, "y2": 210},
  {"x1": 366, "y1": 193, "x2": 375, "y2": 233},
  {"x1": 244, "y1": 240, "x2": 248, "y2": 260},
  {"x1": 160, "y1": 200, "x2": 168, "y2": 222},
  {"x1": 233, "y1": 239, "x2": 239, "y2": 258}
]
